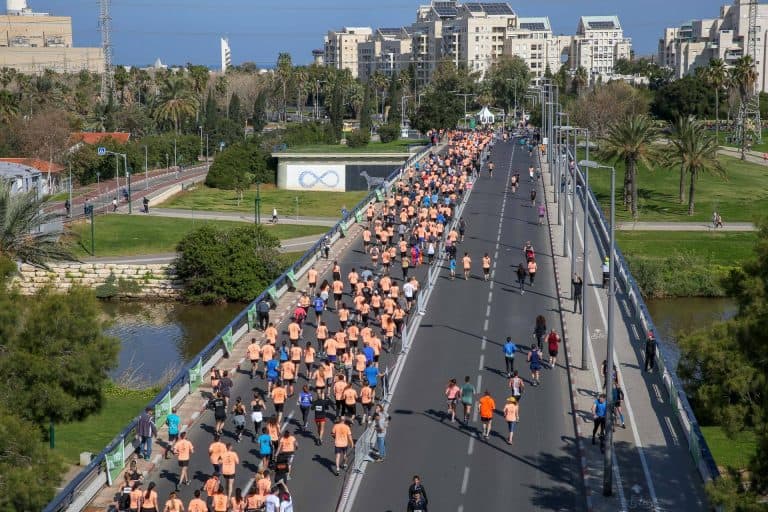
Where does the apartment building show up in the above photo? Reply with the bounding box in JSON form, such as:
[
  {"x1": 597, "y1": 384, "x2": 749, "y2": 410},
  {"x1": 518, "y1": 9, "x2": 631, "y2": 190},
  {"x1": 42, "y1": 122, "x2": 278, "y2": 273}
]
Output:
[
  {"x1": 503, "y1": 17, "x2": 569, "y2": 79},
  {"x1": 324, "y1": 26, "x2": 373, "y2": 79},
  {"x1": 357, "y1": 27, "x2": 412, "y2": 82},
  {"x1": 569, "y1": 16, "x2": 631, "y2": 84},
  {"x1": 659, "y1": 0, "x2": 768, "y2": 92}
]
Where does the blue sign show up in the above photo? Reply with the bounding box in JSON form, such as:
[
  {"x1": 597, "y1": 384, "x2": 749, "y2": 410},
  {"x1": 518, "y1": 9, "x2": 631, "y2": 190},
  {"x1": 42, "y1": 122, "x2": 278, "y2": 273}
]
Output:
[{"x1": 97, "y1": 147, "x2": 107, "y2": 156}]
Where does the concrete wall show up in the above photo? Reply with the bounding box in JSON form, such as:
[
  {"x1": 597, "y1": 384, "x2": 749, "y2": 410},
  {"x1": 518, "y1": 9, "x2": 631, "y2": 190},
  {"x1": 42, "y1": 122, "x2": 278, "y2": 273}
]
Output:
[{"x1": 13, "y1": 262, "x2": 181, "y2": 298}]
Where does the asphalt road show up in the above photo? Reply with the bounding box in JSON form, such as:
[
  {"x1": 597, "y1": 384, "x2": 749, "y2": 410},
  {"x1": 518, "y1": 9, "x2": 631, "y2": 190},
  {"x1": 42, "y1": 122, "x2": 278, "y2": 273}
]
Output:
[{"x1": 350, "y1": 139, "x2": 582, "y2": 511}]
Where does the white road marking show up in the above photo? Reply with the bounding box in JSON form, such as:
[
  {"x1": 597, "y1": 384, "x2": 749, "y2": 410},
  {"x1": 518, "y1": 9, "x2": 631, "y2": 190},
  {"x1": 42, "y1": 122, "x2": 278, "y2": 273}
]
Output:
[
  {"x1": 481, "y1": 336, "x2": 487, "y2": 351},
  {"x1": 487, "y1": 291, "x2": 493, "y2": 303},
  {"x1": 461, "y1": 466, "x2": 470, "y2": 494},
  {"x1": 483, "y1": 319, "x2": 489, "y2": 332},
  {"x1": 665, "y1": 417, "x2": 680, "y2": 446},
  {"x1": 485, "y1": 305, "x2": 491, "y2": 317},
  {"x1": 468, "y1": 436, "x2": 475, "y2": 455},
  {"x1": 478, "y1": 354, "x2": 485, "y2": 371}
]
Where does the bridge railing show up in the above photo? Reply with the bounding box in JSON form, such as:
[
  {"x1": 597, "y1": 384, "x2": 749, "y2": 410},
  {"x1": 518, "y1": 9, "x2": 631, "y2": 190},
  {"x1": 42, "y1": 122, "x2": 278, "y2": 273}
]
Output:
[
  {"x1": 566, "y1": 150, "x2": 720, "y2": 484},
  {"x1": 43, "y1": 144, "x2": 438, "y2": 512}
]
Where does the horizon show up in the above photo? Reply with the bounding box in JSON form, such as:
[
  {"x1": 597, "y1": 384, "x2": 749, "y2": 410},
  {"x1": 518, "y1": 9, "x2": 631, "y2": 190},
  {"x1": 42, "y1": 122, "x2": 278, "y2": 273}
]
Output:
[{"x1": 29, "y1": 0, "x2": 730, "y2": 69}]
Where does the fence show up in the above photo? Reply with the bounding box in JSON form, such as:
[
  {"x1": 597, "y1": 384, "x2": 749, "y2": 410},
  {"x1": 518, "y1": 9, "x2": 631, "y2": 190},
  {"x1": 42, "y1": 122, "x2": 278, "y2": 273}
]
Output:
[
  {"x1": 43, "y1": 144, "x2": 438, "y2": 512},
  {"x1": 568, "y1": 151, "x2": 720, "y2": 484}
]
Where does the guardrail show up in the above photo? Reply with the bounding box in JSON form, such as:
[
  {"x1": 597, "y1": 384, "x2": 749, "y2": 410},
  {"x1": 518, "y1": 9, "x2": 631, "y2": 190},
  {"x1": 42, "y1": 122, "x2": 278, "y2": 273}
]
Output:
[
  {"x1": 568, "y1": 151, "x2": 720, "y2": 484},
  {"x1": 43, "y1": 144, "x2": 440, "y2": 512}
]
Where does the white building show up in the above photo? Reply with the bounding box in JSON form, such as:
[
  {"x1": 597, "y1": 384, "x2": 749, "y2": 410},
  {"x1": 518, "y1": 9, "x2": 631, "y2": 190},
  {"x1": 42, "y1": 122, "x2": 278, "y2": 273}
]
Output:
[
  {"x1": 570, "y1": 16, "x2": 632, "y2": 84},
  {"x1": 220, "y1": 37, "x2": 231, "y2": 73},
  {"x1": 324, "y1": 27, "x2": 373, "y2": 79},
  {"x1": 503, "y1": 17, "x2": 569, "y2": 79},
  {"x1": 357, "y1": 27, "x2": 412, "y2": 82},
  {"x1": 659, "y1": 0, "x2": 768, "y2": 92}
]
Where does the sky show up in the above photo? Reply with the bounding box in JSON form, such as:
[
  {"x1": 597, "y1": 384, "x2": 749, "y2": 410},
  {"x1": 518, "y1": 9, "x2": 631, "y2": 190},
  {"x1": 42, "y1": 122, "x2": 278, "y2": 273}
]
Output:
[{"x1": 31, "y1": 0, "x2": 730, "y2": 69}]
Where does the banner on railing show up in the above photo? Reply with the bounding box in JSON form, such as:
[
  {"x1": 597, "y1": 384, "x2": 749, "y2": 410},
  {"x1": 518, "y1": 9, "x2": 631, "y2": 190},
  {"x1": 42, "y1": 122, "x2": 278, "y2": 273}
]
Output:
[
  {"x1": 105, "y1": 439, "x2": 125, "y2": 486},
  {"x1": 375, "y1": 189, "x2": 384, "y2": 202},
  {"x1": 355, "y1": 210, "x2": 363, "y2": 223},
  {"x1": 267, "y1": 286, "x2": 279, "y2": 303},
  {"x1": 189, "y1": 358, "x2": 203, "y2": 394},
  {"x1": 286, "y1": 270, "x2": 298, "y2": 288},
  {"x1": 247, "y1": 305, "x2": 256, "y2": 330},
  {"x1": 222, "y1": 327, "x2": 234, "y2": 355},
  {"x1": 154, "y1": 390, "x2": 172, "y2": 431}
]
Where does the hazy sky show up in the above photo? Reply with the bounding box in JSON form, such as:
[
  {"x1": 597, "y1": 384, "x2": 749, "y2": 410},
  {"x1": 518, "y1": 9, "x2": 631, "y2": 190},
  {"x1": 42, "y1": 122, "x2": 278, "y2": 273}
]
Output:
[{"x1": 31, "y1": 0, "x2": 729, "y2": 68}]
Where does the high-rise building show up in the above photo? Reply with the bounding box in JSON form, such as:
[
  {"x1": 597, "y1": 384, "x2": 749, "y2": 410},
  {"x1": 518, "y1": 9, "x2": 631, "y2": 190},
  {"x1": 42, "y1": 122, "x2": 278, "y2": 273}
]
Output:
[
  {"x1": 324, "y1": 27, "x2": 373, "y2": 79},
  {"x1": 659, "y1": 0, "x2": 768, "y2": 92},
  {"x1": 569, "y1": 16, "x2": 632, "y2": 84},
  {"x1": 503, "y1": 17, "x2": 569, "y2": 79},
  {"x1": 0, "y1": 0, "x2": 104, "y2": 74},
  {"x1": 221, "y1": 37, "x2": 231, "y2": 73},
  {"x1": 357, "y1": 27, "x2": 412, "y2": 81}
]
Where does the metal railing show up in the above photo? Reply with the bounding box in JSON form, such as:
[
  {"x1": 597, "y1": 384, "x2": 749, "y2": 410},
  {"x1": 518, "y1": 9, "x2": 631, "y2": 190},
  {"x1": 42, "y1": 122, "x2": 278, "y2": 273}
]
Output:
[
  {"x1": 569, "y1": 151, "x2": 720, "y2": 484},
  {"x1": 44, "y1": 145, "x2": 439, "y2": 512}
]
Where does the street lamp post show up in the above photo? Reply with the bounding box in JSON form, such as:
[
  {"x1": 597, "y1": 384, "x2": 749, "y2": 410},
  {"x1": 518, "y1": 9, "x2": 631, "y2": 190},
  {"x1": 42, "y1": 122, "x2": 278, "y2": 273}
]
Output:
[
  {"x1": 579, "y1": 129, "x2": 591, "y2": 371},
  {"x1": 401, "y1": 95, "x2": 412, "y2": 128},
  {"x1": 67, "y1": 163, "x2": 72, "y2": 218},
  {"x1": 579, "y1": 158, "x2": 617, "y2": 497},
  {"x1": 144, "y1": 145, "x2": 149, "y2": 190},
  {"x1": 199, "y1": 126, "x2": 204, "y2": 162},
  {"x1": 254, "y1": 181, "x2": 261, "y2": 224},
  {"x1": 126, "y1": 170, "x2": 132, "y2": 214}
]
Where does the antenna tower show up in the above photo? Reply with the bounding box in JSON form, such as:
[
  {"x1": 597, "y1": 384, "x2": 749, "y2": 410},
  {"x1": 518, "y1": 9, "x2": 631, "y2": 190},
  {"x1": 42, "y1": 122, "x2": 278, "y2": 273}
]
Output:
[
  {"x1": 99, "y1": 0, "x2": 114, "y2": 100},
  {"x1": 735, "y1": 0, "x2": 762, "y2": 146}
]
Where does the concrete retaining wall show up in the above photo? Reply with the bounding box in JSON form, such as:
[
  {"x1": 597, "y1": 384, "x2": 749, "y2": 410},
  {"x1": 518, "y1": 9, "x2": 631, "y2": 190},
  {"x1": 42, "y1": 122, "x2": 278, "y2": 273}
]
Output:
[{"x1": 13, "y1": 262, "x2": 181, "y2": 298}]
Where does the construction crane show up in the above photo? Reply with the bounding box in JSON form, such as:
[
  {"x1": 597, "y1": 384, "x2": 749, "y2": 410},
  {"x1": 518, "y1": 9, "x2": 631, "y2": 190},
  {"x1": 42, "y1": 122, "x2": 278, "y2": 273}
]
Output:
[
  {"x1": 734, "y1": 0, "x2": 762, "y2": 147},
  {"x1": 99, "y1": 0, "x2": 113, "y2": 100}
]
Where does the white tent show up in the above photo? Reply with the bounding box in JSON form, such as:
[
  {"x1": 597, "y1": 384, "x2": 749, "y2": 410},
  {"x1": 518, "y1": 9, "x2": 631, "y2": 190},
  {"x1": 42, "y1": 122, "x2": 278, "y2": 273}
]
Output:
[{"x1": 477, "y1": 106, "x2": 495, "y2": 125}]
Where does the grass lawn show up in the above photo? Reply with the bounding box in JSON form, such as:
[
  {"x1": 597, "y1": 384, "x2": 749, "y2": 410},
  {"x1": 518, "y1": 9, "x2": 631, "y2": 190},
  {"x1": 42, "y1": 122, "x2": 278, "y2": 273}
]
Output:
[
  {"x1": 577, "y1": 150, "x2": 768, "y2": 222},
  {"x1": 616, "y1": 231, "x2": 757, "y2": 266},
  {"x1": 283, "y1": 139, "x2": 427, "y2": 153},
  {"x1": 51, "y1": 385, "x2": 156, "y2": 464},
  {"x1": 69, "y1": 215, "x2": 329, "y2": 258},
  {"x1": 700, "y1": 426, "x2": 757, "y2": 471},
  {"x1": 718, "y1": 129, "x2": 768, "y2": 154},
  {"x1": 160, "y1": 184, "x2": 368, "y2": 218}
]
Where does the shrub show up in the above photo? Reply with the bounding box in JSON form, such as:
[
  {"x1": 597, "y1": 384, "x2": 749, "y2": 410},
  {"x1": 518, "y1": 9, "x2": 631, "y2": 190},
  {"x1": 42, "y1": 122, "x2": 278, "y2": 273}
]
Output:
[
  {"x1": 282, "y1": 122, "x2": 335, "y2": 147},
  {"x1": 175, "y1": 224, "x2": 283, "y2": 303},
  {"x1": 205, "y1": 141, "x2": 273, "y2": 189},
  {"x1": 346, "y1": 129, "x2": 370, "y2": 148},
  {"x1": 378, "y1": 123, "x2": 400, "y2": 143},
  {"x1": 624, "y1": 253, "x2": 733, "y2": 298}
]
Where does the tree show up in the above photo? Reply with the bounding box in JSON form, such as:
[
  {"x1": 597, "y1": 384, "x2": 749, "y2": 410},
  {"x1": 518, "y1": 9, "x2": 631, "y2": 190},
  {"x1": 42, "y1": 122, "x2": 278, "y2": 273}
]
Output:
[
  {"x1": 205, "y1": 140, "x2": 270, "y2": 189},
  {"x1": 599, "y1": 114, "x2": 659, "y2": 218},
  {"x1": 175, "y1": 224, "x2": 283, "y2": 303},
  {"x1": 651, "y1": 75, "x2": 714, "y2": 121},
  {"x1": 275, "y1": 52, "x2": 293, "y2": 122},
  {"x1": 154, "y1": 76, "x2": 197, "y2": 133},
  {"x1": 328, "y1": 79, "x2": 344, "y2": 142},
  {"x1": 204, "y1": 90, "x2": 218, "y2": 132},
  {"x1": 1, "y1": 286, "x2": 120, "y2": 428},
  {"x1": 487, "y1": 55, "x2": 531, "y2": 115},
  {"x1": 228, "y1": 92, "x2": 243, "y2": 125},
  {"x1": 705, "y1": 58, "x2": 728, "y2": 142},
  {"x1": 252, "y1": 90, "x2": 268, "y2": 133},
  {"x1": 412, "y1": 60, "x2": 472, "y2": 133},
  {"x1": 0, "y1": 180, "x2": 74, "y2": 267},
  {"x1": 0, "y1": 90, "x2": 18, "y2": 124},
  {"x1": 666, "y1": 116, "x2": 725, "y2": 215},
  {"x1": 359, "y1": 83, "x2": 373, "y2": 135},
  {"x1": 731, "y1": 55, "x2": 759, "y2": 160},
  {"x1": 572, "y1": 66, "x2": 588, "y2": 96},
  {"x1": 570, "y1": 81, "x2": 650, "y2": 138},
  {"x1": 14, "y1": 108, "x2": 71, "y2": 163},
  {"x1": 387, "y1": 70, "x2": 402, "y2": 126}
]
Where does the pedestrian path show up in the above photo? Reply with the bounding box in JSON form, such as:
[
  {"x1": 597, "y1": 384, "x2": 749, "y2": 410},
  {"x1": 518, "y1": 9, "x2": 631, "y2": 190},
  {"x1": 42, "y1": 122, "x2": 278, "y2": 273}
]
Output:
[
  {"x1": 617, "y1": 221, "x2": 754, "y2": 231},
  {"x1": 127, "y1": 208, "x2": 338, "y2": 227},
  {"x1": 542, "y1": 157, "x2": 708, "y2": 511}
]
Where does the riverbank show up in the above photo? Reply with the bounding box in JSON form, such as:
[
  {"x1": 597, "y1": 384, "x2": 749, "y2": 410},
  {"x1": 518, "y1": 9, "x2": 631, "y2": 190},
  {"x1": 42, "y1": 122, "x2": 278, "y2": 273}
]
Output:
[{"x1": 618, "y1": 231, "x2": 757, "y2": 298}]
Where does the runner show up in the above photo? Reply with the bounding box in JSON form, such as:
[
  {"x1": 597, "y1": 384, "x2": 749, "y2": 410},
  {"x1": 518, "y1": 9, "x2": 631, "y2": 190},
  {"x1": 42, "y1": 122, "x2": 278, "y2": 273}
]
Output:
[
  {"x1": 220, "y1": 443, "x2": 240, "y2": 498},
  {"x1": 208, "y1": 393, "x2": 227, "y2": 436},
  {"x1": 271, "y1": 381, "x2": 287, "y2": 424},
  {"x1": 307, "y1": 267, "x2": 318, "y2": 296},
  {"x1": 460, "y1": 375, "x2": 476, "y2": 424},
  {"x1": 164, "y1": 407, "x2": 180, "y2": 460},
  {"x1": 503, "y1": 337, "x2": 517, "y2": 377},
  {"x1": 360, "y1": 380, "x2": 374, "y2": 424},
  {"x1": 546, "y1": 328, "x2": 561, "y2": 368},
  {"x1": 503, "y1": 396, "x2": 520, "y2": 445},
  {"x1": 534, "y1": 315, "x2": 547, "y2": 351},
  {"x1": 172, "y1": 431, "x2": 193, "y2": 488},
  {"x1": 331, "y1": 417, "x2": 354, "y2": 476},
  {"x1": 613, "y1": 384, "x2": 627, "y2": 429},
  {"x1": 298, "y1": 385, "x2": 313, "y2": 430},
  {"x1": 312, "y1": 393, "x2": 330, "y2": 445},
  {"x1": 188, "y1": 490, "x2": 207, "y2": 512},
  {"x1": 537, "y1": 202, "x2": 546, "y2": 225},
  {"x1": 462, "y1": 252, "x2": 471, "y2": 280},
  {"x1": 247, "y1": 337, "x2": 261, "y2": 380},
  {"x1": 478, "y1": 390, "x2": 496, "y2": 440},
  {"x1": 163, "y1": 491, "x2": 183, "y2": 512},
  {"x1": 592, "y1": 393, "x2": 607, "y2": 445},
  {"x1": 444, "y1": 378, "x2": 460, "y2": 423},
  {"x1": 257, "y1": 427, "x2": 273, "y2": 468},
  {"x1": 482, "y1": 253, "x2": 491, "y2": 281},
  {"x1": 509, "y1": 370, "x2": 524, "y2": 401},
  {"x1": 527, "y1": 257, "x2": 537, "y2": 285},
  {"x1": 528, "y1": 344, "x2": 543, "y2": 386},
  {"x1": 250, "y1": 392, "x2": 265, "y2": 442},
  {"x1": 232, "y1": 397, "x2": 247, "y2": 443},
  {"x1": 275, "y1": 430, "x2": 298, "y2": 481},
  {"x1": 140, "y1": 482, "x2": 159, "y2": 512}
]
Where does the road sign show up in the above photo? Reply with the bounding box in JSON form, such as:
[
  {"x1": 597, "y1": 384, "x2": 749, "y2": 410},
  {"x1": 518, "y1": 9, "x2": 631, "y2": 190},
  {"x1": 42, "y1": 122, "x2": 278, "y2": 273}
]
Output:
[{"x1": 97, "y1": 147, "x2": 106, "y2": 156}]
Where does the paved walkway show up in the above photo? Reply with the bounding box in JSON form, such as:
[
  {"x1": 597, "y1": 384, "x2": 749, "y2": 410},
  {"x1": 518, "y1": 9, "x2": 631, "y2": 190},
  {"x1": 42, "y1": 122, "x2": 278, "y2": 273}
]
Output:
[
  {"x1": 80, "y1": 235, "x2": 326, "y2": 264},
  {"x1": 617, "y1": 221, "x2": 755, "y2": 232},
  {"x1": 130, "y1": 208, "x2": 338, "y2": 227},
  {"x1": 719, "y1": 145, "x2": 768, "y2": 166}
]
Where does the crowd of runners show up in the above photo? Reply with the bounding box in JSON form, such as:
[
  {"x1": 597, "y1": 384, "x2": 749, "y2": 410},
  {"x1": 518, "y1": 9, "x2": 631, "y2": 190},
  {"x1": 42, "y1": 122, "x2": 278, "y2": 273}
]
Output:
[{"x1": 118, "y1": 130, "x2": 502, "y2": 512}]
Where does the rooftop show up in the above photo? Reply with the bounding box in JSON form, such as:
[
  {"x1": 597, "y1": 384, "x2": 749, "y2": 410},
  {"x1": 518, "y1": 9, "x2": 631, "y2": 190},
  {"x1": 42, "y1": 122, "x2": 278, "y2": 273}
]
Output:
[
  {"x1": 579, "y1": 15, "x2": 621, "y2": 32},
  {"x1": 463, "y1": 2, "x2": 515, "y2": 16},
  {"x1": 70, "y1": 132, "x2": 131, "y2": 145},
  {"x1": 0, "y1": 158, "x2": 64, "y2": 173},
  {"x1": 517, "y1": 16, "x2": 551, "y2": 32}
]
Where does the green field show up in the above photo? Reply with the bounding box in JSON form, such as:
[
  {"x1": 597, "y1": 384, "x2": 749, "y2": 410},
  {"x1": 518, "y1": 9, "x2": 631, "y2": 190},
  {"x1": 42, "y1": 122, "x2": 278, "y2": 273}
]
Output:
[
  {"x1": 51, "y1": 384, "x2": 156, "y2": 464},
  {"x1": 617, "y1": 231, "x2": 757, "y2": 266},
  {"x1": 701, "y1": 426, "x2": 757, "y2": 471},
  {"x1": 718, "y1": 129, "x2": 768, "y2": 154},
  {"x1": 578, "y1": 151, "x2": 768, "y2": 222},
  {"x1": 284, "y1": 139, "x2": 428, "y2": 153},
  {"x1": 161, "y1": 185, "x2": 368, "y2": 218},
  {"x1": 69, "y1": 215, "x2": 328, "y2": 258}
]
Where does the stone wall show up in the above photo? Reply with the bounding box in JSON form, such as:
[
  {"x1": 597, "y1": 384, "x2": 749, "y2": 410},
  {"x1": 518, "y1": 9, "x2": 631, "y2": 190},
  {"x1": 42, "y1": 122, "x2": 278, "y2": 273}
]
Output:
[{"x1": 13, "y1": 262, "x2": 183, "y2": 298}]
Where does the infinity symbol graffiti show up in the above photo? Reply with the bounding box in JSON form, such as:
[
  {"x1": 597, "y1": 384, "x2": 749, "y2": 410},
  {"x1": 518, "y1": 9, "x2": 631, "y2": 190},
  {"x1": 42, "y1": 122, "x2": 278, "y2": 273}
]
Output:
[{"x1": 298, "y1": 170, "x2": 340, "y2": 188}]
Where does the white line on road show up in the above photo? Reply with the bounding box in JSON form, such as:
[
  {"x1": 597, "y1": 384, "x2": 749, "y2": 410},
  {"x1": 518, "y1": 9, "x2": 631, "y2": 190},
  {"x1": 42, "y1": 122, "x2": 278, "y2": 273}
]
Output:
[
  {"x1": 483, "y1": 319, "x2": 489, "y2": 332},
  {"x1": 461, "y1": 466, "x2": 470, "y2": 494},
  {"x1": 485, "y1": 305, "x2": 491, "y2": 317},
  {"x1": 481, "y1": 336, "x2": 487, "y2": 351},
  {"x1": 478, "y1": 354, "x2": 485, "y2": 371},
  {"x1": 487, "y1": 291, "x2": 493, "y2": 303},
  {"x1": 664, "y1": 417, "x2": 680, "y2": 446},
  {"x1": 468, "y1": 436, "x2": 475, "y2": 455}
]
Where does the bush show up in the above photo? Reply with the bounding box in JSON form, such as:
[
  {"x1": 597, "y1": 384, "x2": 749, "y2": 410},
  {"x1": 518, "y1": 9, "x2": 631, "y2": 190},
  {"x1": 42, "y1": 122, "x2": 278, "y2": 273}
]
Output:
[
  {"x1": 378, "y1": 123, "x2": 400, "y2": 143},
  {"x1": 175, "y1": 224, "x2": 283, "y2": 303},
  {"x1": 624, "y1": 253, "x2": 733, "y2": 298},
  {"x1": 205, "y1": 141, "x2": 273, "y2": 189},
  {"x1": 346, "y1": 129, "x2": 370, "y2": 148},
  {"x1": 282, "y1": 122, "x2": 335, "y2": 147}
]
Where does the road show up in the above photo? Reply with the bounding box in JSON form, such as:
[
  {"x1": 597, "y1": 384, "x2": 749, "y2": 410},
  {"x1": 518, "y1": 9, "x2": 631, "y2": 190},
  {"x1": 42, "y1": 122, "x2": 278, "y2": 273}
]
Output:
[{"x1": 349, "y1": 139, "x2": 582, "y2": 511}]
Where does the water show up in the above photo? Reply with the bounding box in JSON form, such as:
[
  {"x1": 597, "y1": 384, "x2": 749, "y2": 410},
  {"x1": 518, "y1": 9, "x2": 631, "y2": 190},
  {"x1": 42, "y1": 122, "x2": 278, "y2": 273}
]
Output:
[
  {"x1": 645, "y1": 297, "x2": 737, "y2": 368},
  {"x1": 101, "y1": 301, "x2": 244, "y2": 385}
]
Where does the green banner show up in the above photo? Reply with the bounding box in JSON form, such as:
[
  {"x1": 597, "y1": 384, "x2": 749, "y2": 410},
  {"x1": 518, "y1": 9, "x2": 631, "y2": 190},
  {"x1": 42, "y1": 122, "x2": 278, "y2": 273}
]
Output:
[
  {"x1": 247, "y1": 305, "x2": 256, "y2": 330},
  {"x1": 105, "y1": 440, "x2": 125, "y2": 486},
  {"x1": 355, "y1": 210, "x2": 363, "y2": 223},
  {"x1": 154, "y1": 391, "x2": 172, "y2": 432},
  {"x1": 375, "y1": 189, "x2": 384, "y2": 202},
  {"x1": 222, "y1": 327, "x2": 234, "y2": 355},
  {"x1": 267, "y1": 286, "x2": 279, "y2": 303},
  {"x1": 340, "y1": 223, "x2": 348, "y2": 237},
  {"x1": 188, "y1": 358, "x2": 203, "y2": 394},
  {"x1": 286, "y1": 270, "x2": 298, "y2": 288}
]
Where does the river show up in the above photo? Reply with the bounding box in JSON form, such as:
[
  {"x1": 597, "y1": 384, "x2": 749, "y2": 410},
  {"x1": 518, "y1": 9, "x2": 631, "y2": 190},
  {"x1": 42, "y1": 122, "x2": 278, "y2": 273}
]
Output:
[
  {"x1": 645, "y1": 297, "x2": 737, "y2": 368},
  {"x1": 102, "y1": 301, "x2": 244, "y2": 385}
]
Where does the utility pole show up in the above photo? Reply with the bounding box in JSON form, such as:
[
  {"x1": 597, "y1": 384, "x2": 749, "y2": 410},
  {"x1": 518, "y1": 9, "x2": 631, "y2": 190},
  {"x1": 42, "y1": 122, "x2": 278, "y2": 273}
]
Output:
[
  {"x1": 99, "y1": 0, "x2": 114, "y2": 100},
  {"x1": 580, "y1": 129, "x2": 590, "y2": 371},
  {"x1": 144, "y1": 145, "x2": 148, "y2": 190}
]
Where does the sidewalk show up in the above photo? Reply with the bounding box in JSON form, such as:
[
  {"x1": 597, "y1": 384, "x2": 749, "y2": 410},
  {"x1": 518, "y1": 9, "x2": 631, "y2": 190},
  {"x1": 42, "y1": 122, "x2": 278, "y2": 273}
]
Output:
[
  {"x1": 540, "y1": 159, "x2": 707, "y2": 511},
  {"x1": 616, "y1": 221, "x2": 754, "y2": 232},
  {"x1": 719, "y1": 145, "x2": 768, "y2": 165},
  {"x1": 129, "y1": 208, "x2": 338, "y2": 227}
]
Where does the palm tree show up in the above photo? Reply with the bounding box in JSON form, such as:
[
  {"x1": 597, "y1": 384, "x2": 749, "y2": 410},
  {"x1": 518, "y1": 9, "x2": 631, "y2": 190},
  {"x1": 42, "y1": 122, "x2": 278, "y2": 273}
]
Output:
[
  {"x1": 600, "y1": 114, "x2": 659, "y2": 218},
  {"x1": 154, "y1": 77, "x2": 197, "y2": 133},
  {"x1": 706, "y1": 58, "x2": 727, "y2": 143},
  {"x1": 293, "y1": 67, "x2": 309, "y2": 122},
  {"x1": 275, "y1": 52, "x2": 293, "y2": 122},
  {"x1": 370, "y1": 71, "x2": 389, "y2": 119},
  {"x1": 730, "y1": 55, "x2": 758, "y2": 160},
  {"x1": 667, "y1": 116, "x2": 725, "y2": 215},
  {"x1": 0, "y1": 90, "x2": 19, "y2": 124},
  {"x1": 666, "y1": 115, "x2": 696, "y2": 204},
  {"x1": 0, "y1": 180, "x2": 74, "y2": 268},
  {"x1": 573, "y1": 66, "x2": 588, "y2": 96}
]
